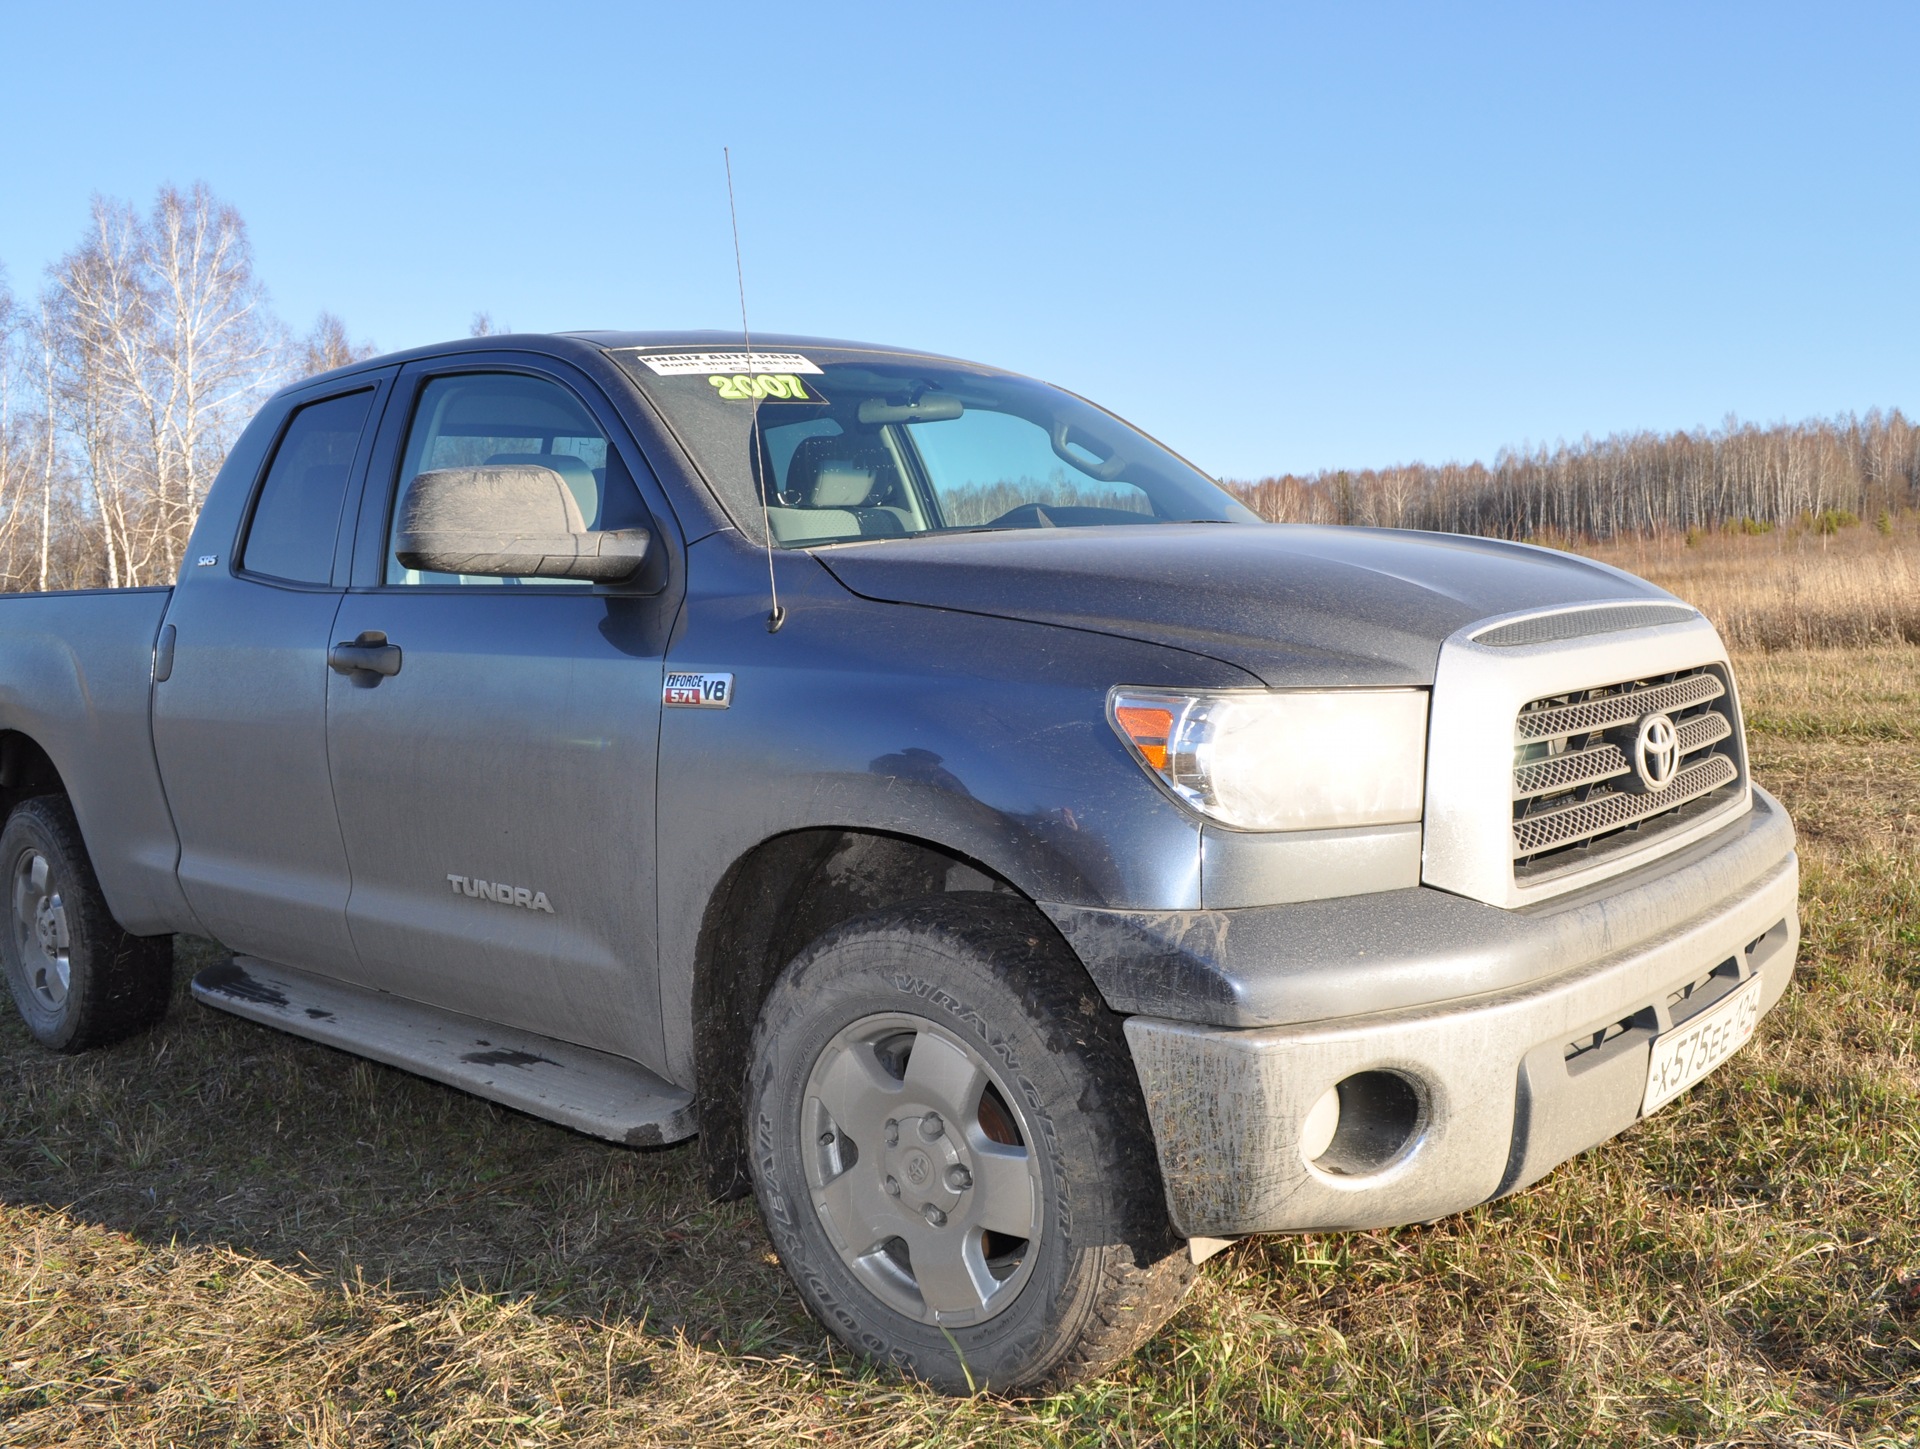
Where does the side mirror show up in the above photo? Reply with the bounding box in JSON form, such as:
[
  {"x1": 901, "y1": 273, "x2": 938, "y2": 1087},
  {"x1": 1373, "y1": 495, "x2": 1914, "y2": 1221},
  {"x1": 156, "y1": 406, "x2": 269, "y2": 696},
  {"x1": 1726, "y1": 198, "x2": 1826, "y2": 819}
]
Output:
[{"x1": 393, "y1": 465, "x2": 651, "y2": 583}]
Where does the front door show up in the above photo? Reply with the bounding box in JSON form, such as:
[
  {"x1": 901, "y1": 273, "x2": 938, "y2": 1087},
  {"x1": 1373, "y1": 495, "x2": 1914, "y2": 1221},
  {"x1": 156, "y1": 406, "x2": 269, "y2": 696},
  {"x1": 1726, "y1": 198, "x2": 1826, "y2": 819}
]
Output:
[{"x1": 324, "y1": 361, "x2": 674, "y2": 1061}]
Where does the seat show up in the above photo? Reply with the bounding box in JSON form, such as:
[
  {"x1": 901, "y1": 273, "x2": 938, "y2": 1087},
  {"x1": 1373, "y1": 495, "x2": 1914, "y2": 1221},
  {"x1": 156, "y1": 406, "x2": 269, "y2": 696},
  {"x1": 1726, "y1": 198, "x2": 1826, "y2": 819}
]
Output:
[{"x1": 780, "y1": 435, "x2": 911, "y2": 537}]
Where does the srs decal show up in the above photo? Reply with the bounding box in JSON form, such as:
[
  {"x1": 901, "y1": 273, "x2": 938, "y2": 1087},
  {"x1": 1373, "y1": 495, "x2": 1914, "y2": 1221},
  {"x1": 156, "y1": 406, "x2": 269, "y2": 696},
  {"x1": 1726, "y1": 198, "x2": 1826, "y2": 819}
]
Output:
[
  {"x1": 447, "y1": 875, "x2": 555, "y2": 913},
  {"x1": 664, "y1": 671, "x2": 733, "y2": 709}
]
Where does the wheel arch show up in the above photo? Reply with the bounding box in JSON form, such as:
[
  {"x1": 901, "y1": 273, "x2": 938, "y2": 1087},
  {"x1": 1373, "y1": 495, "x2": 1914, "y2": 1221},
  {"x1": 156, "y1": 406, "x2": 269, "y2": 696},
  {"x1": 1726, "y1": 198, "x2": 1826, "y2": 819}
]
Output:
[
  {"x1": 690, "y1": 825, "x2": 1077, "y2": 1197},
  {"x1": 0, "y1": 730, "x2": 68, "y2": 824}
]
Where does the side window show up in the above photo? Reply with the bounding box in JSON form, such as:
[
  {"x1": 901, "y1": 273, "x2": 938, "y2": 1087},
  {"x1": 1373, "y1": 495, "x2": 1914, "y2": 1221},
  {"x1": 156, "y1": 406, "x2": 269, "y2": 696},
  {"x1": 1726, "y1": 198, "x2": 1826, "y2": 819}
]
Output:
[
  {"x1": 240, "y1": 390, "x2": 374, "y2": 585},
  {"x1": 386, "y1": 372, "x2": 645, "y2": 586}
]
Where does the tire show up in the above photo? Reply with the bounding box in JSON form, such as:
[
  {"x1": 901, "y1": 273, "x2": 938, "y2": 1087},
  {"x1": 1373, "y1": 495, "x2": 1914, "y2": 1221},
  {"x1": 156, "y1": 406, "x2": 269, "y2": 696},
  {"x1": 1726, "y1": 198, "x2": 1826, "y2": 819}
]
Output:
[
  {"x1": 0, "y1": 795, "x2": 172, "y2": 1052},
  {"x1": 747, "y1": 892, "x2": 1194, "y2": 1394}
]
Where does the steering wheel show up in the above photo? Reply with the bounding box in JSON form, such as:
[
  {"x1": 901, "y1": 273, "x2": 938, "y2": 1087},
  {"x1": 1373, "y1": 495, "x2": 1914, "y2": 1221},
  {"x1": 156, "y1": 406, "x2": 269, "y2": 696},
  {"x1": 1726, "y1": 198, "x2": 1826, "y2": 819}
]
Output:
[{"x1": 982, "y1": 503, "x2": 1058, "y2": 529}]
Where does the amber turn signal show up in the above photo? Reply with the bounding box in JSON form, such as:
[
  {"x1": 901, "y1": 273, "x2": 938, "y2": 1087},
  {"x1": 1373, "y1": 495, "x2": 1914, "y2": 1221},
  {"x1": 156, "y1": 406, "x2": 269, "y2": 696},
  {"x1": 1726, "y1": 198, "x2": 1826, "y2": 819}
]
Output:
[{"x1": 1112, "y1": 704, "x2": 1174, "y2": 769}]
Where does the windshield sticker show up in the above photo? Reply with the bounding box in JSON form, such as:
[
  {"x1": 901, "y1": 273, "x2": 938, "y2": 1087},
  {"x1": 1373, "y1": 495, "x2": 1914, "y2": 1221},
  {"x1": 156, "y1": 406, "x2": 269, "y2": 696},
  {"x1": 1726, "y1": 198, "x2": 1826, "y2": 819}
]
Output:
[
  {"x1": 709, "y1": 372, "x2": 816, "y2": 402},
  {"x1": 634, "y1": 350, "x2": 821, "y2": 376}
]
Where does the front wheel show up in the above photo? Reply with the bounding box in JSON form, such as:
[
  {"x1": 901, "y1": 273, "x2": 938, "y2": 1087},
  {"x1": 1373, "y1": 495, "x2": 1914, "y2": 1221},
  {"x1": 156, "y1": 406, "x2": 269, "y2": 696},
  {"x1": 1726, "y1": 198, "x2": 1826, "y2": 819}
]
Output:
[
  {"x1": 0, "y1": 795, "x2": 171, "y2": 1052},
  {"x1": 746, "y1": 894, "x2": 1194, "y2": 1394}
]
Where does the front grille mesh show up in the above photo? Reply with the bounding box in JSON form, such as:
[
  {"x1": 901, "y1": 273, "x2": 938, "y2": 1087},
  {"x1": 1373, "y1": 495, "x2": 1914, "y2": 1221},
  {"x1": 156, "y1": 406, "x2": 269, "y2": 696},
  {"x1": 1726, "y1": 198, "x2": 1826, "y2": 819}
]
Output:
[
  {"x1": 1512, "y1": 663, "x2": 1744, "y2": 880},
  {"x1": 1518, "y1": 673, "x2": 1725, "y2": 742}
]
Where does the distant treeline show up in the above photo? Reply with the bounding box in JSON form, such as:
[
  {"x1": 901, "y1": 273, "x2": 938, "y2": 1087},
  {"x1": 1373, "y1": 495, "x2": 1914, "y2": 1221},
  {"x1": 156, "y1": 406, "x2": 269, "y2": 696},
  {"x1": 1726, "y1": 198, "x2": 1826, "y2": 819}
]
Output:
[
  {"x1": 1227, "y1": 410, "x2": 1920, "y2": 540},
  {"x1": 7, "y1": 184, "x2": 1917, "y2": 590},
  {"x1": 938, "y1": 475, "x2": 1152, "y2": 526}
]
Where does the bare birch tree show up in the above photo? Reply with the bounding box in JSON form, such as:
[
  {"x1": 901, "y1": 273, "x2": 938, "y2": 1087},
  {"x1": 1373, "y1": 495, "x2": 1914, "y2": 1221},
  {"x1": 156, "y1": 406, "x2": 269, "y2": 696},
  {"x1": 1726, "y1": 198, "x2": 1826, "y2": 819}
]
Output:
[
  {"x1": 3, "y1": 184, "x2": 384, "y2": 592},
  {"x1": 0, "y1": 269, "x2": 21, "y2": 578},
  {"x1": 43, "y1": 199, "x2": 144, "y2": 585},
  {"x1": 146, "y1": 183, "x2": 282, "y2": 539},
  {"x1": 294, "y1": 311, "x2": 377, "y2": 378},
  {"x1": 38, "y1": 186, "x2": 284, "y2": 585}
]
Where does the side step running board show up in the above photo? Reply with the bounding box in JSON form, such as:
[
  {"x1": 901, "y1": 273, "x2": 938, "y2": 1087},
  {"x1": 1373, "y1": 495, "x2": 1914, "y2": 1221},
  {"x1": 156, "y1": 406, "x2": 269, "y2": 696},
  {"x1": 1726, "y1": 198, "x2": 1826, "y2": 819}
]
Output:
[{"x1": 192, "y1": 957, "x2": 697, "y2": 1148}]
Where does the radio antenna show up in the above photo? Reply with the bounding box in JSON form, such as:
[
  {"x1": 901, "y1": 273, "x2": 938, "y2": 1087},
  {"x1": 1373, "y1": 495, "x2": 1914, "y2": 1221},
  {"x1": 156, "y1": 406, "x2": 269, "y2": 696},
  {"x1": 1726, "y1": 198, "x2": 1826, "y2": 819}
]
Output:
[{"x1": 725, "y1": 146, "x2": 785, "y2": 633}]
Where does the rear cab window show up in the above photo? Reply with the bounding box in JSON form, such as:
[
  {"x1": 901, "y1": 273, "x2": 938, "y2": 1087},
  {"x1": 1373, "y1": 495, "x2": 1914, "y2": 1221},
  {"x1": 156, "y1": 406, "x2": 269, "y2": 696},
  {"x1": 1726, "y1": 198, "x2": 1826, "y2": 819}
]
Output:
[{"x1": 240, "y1": 390, "x2": 375, "y2": 585}]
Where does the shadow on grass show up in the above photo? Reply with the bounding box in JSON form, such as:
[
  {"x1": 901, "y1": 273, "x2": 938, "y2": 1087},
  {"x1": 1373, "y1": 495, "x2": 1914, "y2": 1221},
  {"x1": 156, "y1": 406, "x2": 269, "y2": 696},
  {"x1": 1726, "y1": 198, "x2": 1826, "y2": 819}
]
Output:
[{"x1": 0, "y1": 937, "x2": 828, "y2": 1369}]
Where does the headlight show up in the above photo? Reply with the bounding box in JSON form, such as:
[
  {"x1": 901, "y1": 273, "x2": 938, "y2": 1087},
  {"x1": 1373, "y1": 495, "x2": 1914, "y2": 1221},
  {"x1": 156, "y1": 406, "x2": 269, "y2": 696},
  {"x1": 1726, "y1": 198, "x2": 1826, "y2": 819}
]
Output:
[{"x1": 1108, "y1": 687, "x2": 1429, "y2": 831}]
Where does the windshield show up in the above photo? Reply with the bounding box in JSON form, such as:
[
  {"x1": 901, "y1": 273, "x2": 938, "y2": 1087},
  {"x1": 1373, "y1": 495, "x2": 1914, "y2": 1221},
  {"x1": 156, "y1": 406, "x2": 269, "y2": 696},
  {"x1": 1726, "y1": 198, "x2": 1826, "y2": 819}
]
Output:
[{"x1": 610, "y1": 346, "x2": 1259, "y2": 546}]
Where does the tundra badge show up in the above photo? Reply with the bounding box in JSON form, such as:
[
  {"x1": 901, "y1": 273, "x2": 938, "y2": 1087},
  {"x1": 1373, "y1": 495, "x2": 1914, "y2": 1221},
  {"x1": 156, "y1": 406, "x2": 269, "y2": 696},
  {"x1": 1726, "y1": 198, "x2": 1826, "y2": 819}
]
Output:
[
  {"x1": 447, "y1": 875, "x2": 554, "y2": 913},
  {"x1": 664, "y1": 671, "x2": 733, "y2": 709}
]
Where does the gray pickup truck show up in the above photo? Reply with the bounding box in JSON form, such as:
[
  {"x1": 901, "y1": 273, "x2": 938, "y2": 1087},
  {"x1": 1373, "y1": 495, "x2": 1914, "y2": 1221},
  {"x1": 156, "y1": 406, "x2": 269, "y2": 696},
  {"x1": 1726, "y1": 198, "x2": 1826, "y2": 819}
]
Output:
[{"x1": 0, "y1": 332, "x2": 1797, "y2": 1392}]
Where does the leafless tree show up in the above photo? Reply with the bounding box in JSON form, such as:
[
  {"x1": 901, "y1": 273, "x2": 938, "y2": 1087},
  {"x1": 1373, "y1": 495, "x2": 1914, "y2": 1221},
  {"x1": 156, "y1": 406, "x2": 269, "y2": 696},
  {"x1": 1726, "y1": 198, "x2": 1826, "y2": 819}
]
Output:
[
  {"x1": 146, "y1": 183, "x2": 282, "y2": 527},
  {"x1": 295, "y1": 311, "x2": 377, "y2": 378},
  {"x1": 0, "y1": 271, "x2": 35, "y2": 587},
  {"x1": 42, "y1": 198, "x2": 144, "y2": 585},
  {"x1": 37, "y1": 185, "x2": 286, "y2": 585},
  {"x1": 0, "y1": 182, "x2": 387, "y2": 592}
]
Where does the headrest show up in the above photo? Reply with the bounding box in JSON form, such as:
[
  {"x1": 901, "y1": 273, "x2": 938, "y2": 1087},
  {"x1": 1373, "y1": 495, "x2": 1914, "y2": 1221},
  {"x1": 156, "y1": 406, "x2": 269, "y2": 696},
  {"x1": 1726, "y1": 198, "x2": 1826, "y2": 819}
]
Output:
[{"x1": 786, "y1": 434, "x2": 898, "y2": 509}]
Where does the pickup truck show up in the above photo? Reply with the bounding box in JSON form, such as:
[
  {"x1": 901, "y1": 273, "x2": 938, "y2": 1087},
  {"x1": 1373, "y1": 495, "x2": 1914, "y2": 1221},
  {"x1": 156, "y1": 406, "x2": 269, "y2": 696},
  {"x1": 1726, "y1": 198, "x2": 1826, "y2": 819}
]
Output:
[{"x1": 0, "y1": 332, "x2": 1798, "y2": 1393}]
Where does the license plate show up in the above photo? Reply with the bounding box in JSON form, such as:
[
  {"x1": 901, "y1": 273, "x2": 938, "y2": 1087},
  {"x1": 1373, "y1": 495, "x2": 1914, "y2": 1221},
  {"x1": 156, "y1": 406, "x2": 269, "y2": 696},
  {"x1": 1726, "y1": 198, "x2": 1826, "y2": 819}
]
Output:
[{"x1": 1641, "y1": 975, "x2": 1763, "y2": 1116}]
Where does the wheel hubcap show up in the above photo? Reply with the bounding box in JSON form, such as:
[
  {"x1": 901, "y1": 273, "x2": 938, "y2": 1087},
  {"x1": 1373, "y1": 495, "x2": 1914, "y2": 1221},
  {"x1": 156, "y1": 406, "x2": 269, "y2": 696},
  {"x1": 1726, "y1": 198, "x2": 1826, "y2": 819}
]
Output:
[
  {"x1": 802, "y1": 1012, "x2": 1042, "y2": 1327},
  {"x1": 13, "y1": 849, "x2": 71, "y2": 1012}
]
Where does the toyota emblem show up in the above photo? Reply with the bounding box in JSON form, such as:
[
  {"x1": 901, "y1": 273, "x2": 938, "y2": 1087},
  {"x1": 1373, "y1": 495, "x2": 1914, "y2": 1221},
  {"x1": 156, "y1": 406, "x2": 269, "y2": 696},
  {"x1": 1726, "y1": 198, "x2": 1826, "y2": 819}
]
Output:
[{"x1": 1634, "y1": 713, "x2": 1680, "y2": 790}]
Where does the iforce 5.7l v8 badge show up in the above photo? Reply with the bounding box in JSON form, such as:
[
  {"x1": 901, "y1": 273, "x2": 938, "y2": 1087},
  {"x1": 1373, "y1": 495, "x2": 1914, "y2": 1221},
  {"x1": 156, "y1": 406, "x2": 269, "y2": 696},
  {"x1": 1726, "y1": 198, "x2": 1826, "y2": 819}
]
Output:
[{"x1": 663, "y1": 671, "x2": 733, "y2": 709}]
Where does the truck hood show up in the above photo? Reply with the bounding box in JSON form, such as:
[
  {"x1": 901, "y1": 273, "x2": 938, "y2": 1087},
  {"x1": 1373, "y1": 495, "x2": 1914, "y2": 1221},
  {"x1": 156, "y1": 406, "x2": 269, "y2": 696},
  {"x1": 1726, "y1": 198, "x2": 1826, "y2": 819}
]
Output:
[{"x1": 815, "y1": 523, "x2": 1675, "y2": 686}]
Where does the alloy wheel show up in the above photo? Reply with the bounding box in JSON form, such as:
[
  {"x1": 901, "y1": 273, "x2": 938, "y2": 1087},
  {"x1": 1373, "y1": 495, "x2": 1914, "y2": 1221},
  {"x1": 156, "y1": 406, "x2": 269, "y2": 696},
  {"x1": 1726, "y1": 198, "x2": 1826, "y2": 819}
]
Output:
[
  {"x1": 12, "y1": 849, "x2": 71, "y2": 1013},
  {"x1": 801, "y1": 1011, "x2": 1043, "y2": 1327}
]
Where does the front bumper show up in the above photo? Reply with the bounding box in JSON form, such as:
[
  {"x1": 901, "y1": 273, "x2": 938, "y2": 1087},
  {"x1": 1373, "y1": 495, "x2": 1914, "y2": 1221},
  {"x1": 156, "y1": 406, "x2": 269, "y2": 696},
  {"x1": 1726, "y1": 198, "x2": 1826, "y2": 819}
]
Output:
[{"x1": 1103, "y1": 793, "x2": 1798, "y2": 1238}]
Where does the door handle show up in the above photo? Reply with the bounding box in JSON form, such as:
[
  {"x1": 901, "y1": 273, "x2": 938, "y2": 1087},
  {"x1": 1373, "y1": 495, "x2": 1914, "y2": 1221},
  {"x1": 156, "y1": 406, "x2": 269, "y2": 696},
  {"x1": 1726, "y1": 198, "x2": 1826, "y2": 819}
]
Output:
[
  {"x1": 153, "y1": 623, "x2": 177, "y2": 683},
  {"x1": 329, "y1": 630, "x2": 403, "y2": 677}
]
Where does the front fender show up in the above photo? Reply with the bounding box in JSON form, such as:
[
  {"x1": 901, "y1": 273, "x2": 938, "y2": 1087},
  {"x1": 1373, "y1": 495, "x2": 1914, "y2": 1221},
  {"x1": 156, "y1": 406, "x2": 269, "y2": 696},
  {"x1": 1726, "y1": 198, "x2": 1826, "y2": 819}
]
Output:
[{"x1": 654, "y1": 534, "x2": 1254, "y2": 1080}]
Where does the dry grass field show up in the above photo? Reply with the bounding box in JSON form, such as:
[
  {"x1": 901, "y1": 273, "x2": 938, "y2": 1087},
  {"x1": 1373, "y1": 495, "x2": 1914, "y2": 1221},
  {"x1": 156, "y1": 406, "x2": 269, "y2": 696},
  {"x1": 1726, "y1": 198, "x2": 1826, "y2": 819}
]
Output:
[
  {"x1": 1579, "y1": 512, "x2": 1920, "y2": 652},
  {"x1": 5, "y1": 540, "x2": 1920, "y2": 1443}
]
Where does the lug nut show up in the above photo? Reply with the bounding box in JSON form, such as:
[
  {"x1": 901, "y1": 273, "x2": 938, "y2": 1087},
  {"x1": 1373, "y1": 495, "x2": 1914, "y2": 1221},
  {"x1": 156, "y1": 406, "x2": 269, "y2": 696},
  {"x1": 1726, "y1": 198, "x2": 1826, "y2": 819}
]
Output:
[
  {"x1": 921, "y1": 1113, "x2": 944, "y2": 1140},
  {"x1": 946, "y1": 1165, "x2": 972, "y2": 1191},
  {"x1": 884, "y1": 1175, "x2": 901, "y2": 1197},
  {"x1": 884, "y1": 1119, "x2": 899, "y2": 1147},
  {"x1": 923, "y1": 1205, "x2": 947, "y2": 1227}
]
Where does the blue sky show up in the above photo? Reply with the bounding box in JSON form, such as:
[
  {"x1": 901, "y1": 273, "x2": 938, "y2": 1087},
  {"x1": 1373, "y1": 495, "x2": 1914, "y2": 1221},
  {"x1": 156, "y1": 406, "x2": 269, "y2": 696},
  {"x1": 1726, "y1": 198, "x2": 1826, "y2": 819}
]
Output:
[{"x1": 1, "y1": 3, "x2": 1913, "y2": 479}]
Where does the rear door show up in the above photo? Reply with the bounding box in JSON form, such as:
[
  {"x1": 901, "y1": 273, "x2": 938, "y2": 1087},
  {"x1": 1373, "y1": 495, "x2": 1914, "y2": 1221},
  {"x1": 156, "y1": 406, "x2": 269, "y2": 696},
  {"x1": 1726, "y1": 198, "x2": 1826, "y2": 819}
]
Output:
[
  {"x1": 153, "y1": 375, "x2": 391, "y2": 972},
  {"x1": 324, "y1": 353, "x2": 679, "y2": 1062}
]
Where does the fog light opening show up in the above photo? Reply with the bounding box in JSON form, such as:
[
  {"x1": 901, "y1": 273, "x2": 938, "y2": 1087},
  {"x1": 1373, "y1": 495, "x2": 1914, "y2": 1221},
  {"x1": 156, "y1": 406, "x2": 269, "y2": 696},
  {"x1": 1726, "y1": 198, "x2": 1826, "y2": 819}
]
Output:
[
  {"x1": 1306, "y1": 1070, "x2": 1425, "y2": 1177},
  {"x1": 1301, "y1": 1085, "x2": 1342, "y2": 1161}
]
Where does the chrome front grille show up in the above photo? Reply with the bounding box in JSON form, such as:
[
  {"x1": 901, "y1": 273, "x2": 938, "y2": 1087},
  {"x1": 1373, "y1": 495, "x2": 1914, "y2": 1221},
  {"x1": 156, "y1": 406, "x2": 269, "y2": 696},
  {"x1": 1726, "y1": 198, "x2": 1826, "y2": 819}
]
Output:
[{"x1": 1511, "y1": 664, "x2": 1744, "y2": 881}]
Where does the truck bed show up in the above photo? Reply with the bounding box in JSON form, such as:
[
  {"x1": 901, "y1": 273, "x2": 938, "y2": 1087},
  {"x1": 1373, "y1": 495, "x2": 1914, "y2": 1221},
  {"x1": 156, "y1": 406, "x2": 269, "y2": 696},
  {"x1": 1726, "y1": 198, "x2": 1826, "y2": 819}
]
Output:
[{"x1": 0, "y1": 586, "x2": 191, "y2": 936}]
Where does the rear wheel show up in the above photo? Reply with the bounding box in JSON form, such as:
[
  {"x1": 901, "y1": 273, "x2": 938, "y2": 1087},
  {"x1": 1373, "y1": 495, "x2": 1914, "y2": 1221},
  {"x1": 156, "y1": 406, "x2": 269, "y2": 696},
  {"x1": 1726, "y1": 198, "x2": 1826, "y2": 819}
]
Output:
[
  {"x1": 1, "y1": 796, "x2": 171, "y2": 1052},
  {"x1": 747, "y1": 893, "x2": 1194, "y2": 1394}
]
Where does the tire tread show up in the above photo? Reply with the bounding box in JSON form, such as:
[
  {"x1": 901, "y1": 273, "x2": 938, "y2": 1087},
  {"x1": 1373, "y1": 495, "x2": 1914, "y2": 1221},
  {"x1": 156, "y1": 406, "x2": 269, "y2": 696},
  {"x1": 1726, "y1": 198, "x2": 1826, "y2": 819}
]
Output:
[
  {"x1": 2, "y1": 795, "x2": 171, "y2": 1052},
  {"x1": 748, "y1": 892, "x2": 1194, "y2": 1393}
]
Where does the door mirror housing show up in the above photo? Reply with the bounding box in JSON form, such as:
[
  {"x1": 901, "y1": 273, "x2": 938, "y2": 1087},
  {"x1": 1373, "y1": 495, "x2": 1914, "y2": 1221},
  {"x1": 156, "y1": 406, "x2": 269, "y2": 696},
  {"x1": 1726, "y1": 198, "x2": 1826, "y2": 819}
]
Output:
[{"x1": 394, "y1": 464, "x2": 651, "y2": 583}]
